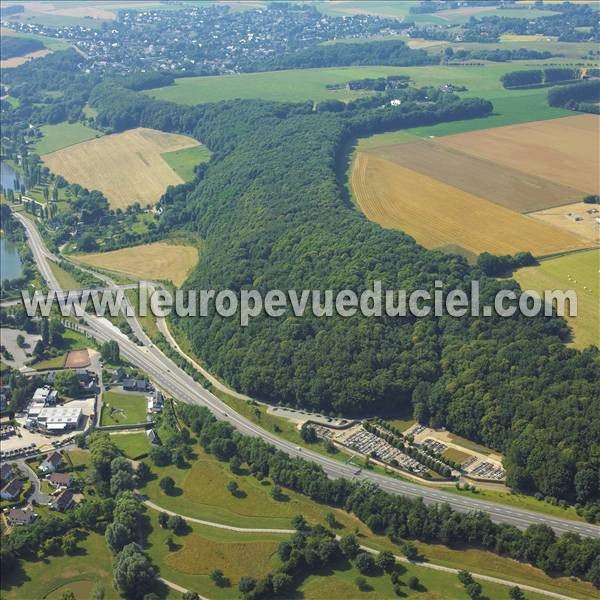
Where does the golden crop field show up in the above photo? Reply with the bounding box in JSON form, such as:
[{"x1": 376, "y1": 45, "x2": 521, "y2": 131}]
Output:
[
  {"x1": 0, "y1": 49, "x2": 52, "y2": 69},
  {"x1": 437, "y1": 115, "x2": 600, "y2": 195},
  {"x1": 352, "y1": 152, "x2": 591, "y2": 257},
  {"x1": 73, "y1": 241, "x2": 199, "y2": 286},
  {"x1": 42, "y1": 127, "x2": 201, "y2": 209},
  {"x1": 513, "y1": 249, "x2": 599, "y2": 349},
  {"x1": 371, "y1": 140, "x2": 582, "y2": 213}
]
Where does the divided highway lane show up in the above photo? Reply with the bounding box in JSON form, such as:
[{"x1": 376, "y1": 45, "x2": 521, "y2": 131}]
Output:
[{"x1": 16, "y1": 211, "x2": 600, "y2": 538}]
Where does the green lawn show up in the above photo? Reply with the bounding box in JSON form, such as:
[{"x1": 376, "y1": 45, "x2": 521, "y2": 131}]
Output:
[
  {"x1": 0, "y1": 531, "x2": 117, "y2": 600},
  {"x1": 34, "y1": 122, "x2": 103, "y2": 155},
  {"x1": 144, "y1": 510, "x2": 282, "y2": 599},
  {"x1": 297, "y1": 555, "x2": 550, "y2": 600},
  {"x1": 48, "y1": 260, "x2": 81, "y2": 290},
  {"x1": 31, "y1": 353, "x2": 67, "y2": 370},
  {"x1": 161, "y1": 145, "x2": 212, "y2": 181},
  {"x1": 111, "y1": 431, "x2": 152, "y2": 459},
  {"x1": 101, "y1": 390, "x2": 147, "y2": 426}
]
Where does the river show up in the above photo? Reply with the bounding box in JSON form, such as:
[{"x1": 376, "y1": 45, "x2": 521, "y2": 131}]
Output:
[{"x1": 0, "y1": 160, "x2": 23, "y2": 193}]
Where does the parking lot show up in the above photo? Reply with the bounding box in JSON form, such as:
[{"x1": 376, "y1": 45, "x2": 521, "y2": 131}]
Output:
[
  {"x1": 335, "y1": 425, "x2": 428, "y2": 475},
  {"x1": 0, "y1": 398, "x2": 94, "y2": 460}
]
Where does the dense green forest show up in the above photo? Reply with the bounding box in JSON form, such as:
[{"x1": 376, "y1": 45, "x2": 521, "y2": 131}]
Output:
[
  {"x1": 3, "y1": 50, "x2": 599, "y2": 506},
  {"x1": 255, "y1": 40, "x2": 438, "y2": 70},
  {"x1": 0, "y1": 36, "x2": 44, "y2": 60},
  {"x1": 547, "y1": 79, "x2": 600, "y2": 113}
]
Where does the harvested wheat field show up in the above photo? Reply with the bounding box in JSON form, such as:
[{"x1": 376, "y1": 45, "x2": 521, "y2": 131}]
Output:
[
  {"x1": 74, "y1": 242, "x2": 198, "y2": 286},
  {"x1": 530, "y1": 202, "x2": 600, "y2": 243},
  {"x1": 370, "y1": 140, "x2": 582, "y2": 213},
  {"x1": 42, "y1": 127, "x2": 201, "y2": 209},
  {"x1": 1, "y1": 49, "x2": 52, "y2": 69},
  {"x1": 352, "y1": 152, "x2": 590, "y2": 256},
  {"x1": 437, "y1": 114, "x2": 600, "y2": 194}
]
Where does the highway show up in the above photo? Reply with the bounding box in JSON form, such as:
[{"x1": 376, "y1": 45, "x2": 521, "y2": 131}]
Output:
[{"x1": 14, "y1": 212, "x2": 600, "y2": 538}]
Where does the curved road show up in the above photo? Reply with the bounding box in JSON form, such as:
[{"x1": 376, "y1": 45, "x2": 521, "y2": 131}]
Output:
[{"x1": 15, "y1": 212, "x2": 600, "y2": 538}]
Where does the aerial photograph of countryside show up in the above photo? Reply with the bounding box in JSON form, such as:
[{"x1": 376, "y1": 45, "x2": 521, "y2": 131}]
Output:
[{"x1": 0, "y1": 1, "x2": 599, "y2": 599}]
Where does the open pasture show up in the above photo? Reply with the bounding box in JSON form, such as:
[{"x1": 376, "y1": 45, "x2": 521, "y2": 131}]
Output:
[
  {"x1": 41, "y1": 127, "x2": 200, "y2": 208},
  {"x1": 33, "y1": 121, "x2": 102, "y2": 155},
  {"x1": 530, "y1": 202, "x2": 600, "y2": 243},
  {"x1": 74, "y1": 241, "x2": 198, "y2": 286},
  {"x1": 351, "y1": 152, "x2": 590, "y2": 257},
  {"x1": 370, "y1": 140, "x2": 583, "y2": 213},
  {"x1": 512, "y1": 249, "x2": 599, "y2": 348},
  {"x1": 437, "y1": 114, "x2": 600, "y2": 195}
]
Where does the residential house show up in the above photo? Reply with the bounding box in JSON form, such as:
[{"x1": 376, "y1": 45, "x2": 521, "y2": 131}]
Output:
[
  {"x1": 39, "y1": 451, "x2": 63, "y2": 473},
  {"x1": 123, "y1": 379, "x2": 149, "y2": 392},
  {"x1": 1, "y1": 478, "x2": 23, "y2": 500},
  {"x1": 7, "y1": 508, "x2": 36, "y2": 526},
  {"x1": 146, "y1": 428, "x2": 159, "y2": 445},
  {"x1": 0, "y1": 463, "x2": 15, "y2": 482},
  {"x1": 51, "y1": 489, "x2": 75, "y2": 512},
  {"x1": 48, "y1": 472, "x2": 74, "y2": 488}
]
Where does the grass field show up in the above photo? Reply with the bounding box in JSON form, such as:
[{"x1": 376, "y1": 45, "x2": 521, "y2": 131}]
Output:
[
  {"x1": 351, "y1": 152, "x2": 590, "y2": 256},
  {"x1": 101, "y1": 390, "x2": 147, "y2": 426},
  {"x1": 369, "y1": 139, "x2": 583, "y2": 213},
  {"x1": 144, "y1": 510, "x2": 281, "y2": 599},
  {"x1": 161, "y1": 144, "x2": 212, "y2": 181},
  {"x1": 147, "y1": 62, "x2": 545, "y2": 105},
  {"x1": 74, "y1": 241, "x2": 199, "y2": 286},
  {"x1": 32, "y1": 353, "x2": 67, "y2": 370},
  {"x1": 438, "y1": 115, "x2": 600, "y2": 195},
  {"x1": 33, "y1": 122, "x2": 102, "y2": 155},
  {"x1": 357, "y1": 93, "x2": 572, "y2": 149},
  {"x1": 0, "y1": 531, "x2": 117, "y2": 600},
  {"x1": 0, "y1": 26, "x2": 70, "y2": 52},
  {"x1": 513, "y1": 249, "x2": 599, "y2": 348},
  {"x1": 42, "y1": 127, "x2": 201, "y2": 208},
  {"x1": 48, "y1": 260, "x2": 81, "y2": 290},
  {"x1": 111, "y1": 431, "x2": 152, "y2": 459},
  {"x1": 140, "y1": 434, "x2": 596, "y2": 598},
  {"x1": 442, "y1": 447, "x2": 473, "y2": 465}
]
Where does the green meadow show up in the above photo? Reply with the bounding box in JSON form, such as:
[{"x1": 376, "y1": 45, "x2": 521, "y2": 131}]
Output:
[
  {"x1": 34, "y1": 122, "x2": 103, "y2": 155},
  {"x1": 161, "y1": 144, "x2": 212, "y2": 181}
]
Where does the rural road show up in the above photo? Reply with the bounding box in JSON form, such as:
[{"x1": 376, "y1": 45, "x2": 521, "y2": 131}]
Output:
[
  {"x1": 15, "y1": 212, "x2": 600, "y2": 539},
  {"x1": 142, "y1": 498, "x2": 577, "y2": 600}
]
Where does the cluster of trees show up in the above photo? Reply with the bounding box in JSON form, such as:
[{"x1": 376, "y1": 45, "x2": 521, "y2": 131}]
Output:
[
  {"x1": 547, "y1": 79, "x2": 600, "y2": 113},
  {"x1": 82, "y1": 70, "x2": 600, "y2": 504},
  {"x1": 178, "y1": 403, "x2": 600, "y2": 587},
  {"x1": 326, "y1": 75, "x2": 410, "y2": 92},
  {"x1": 447, "y1": 47, "x2": 556, "y2": 63},
  {"x1": 256, "y1": 40, "x2": 439, "y2": 70},
  {"x1": 0, "y1": 36, "x2": 45, "y2": 60},
  {"x1": 476, "y1": 251, "x2": 536, "y2": 277},
  {"x1": 501, "y1": 67, "x2": 581, "y2": 88}
]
